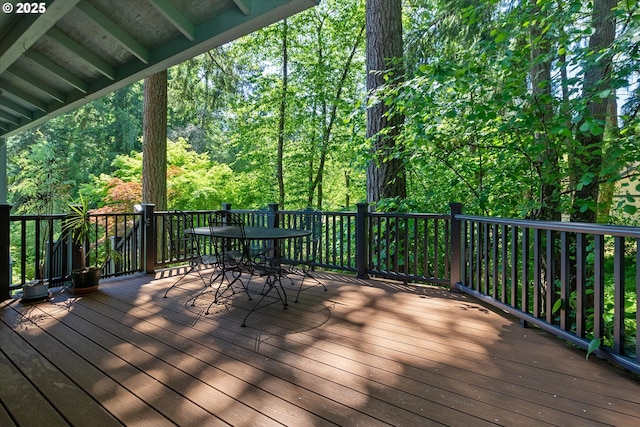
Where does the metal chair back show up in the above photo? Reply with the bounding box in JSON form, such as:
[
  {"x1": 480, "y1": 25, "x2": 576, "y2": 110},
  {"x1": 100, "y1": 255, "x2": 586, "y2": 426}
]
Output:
[
  {"x1": 293, "y1": 208, "x2": 323, "y2": 265},
  {"x1": 208, "y1": 211, "x2": 247, "y2": 262},
  {"x1": 165, "y1": 211, "x2": 203, "y2": 265}
]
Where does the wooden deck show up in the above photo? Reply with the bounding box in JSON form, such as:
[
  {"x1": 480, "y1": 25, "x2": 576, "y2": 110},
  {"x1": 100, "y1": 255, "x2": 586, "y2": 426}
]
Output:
[{"x1": 1, "y1": 269, "x2": 639, "y2": 426}]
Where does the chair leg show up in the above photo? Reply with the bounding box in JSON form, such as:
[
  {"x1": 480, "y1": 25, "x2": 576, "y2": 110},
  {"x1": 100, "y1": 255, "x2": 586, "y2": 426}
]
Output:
[
  {"x1": 189, "y1": 267, "x2": 222, "y2": 306},
  {"x1": 294, "y1": 268, "x2": 327, "y2": 303},
  {"x1": 204, "y1": 262, "x2": 255, "y2": 315},
  {"x1": 164, "y1": 263, "x2": 206, "y2": 298},
  {"x1": 241, "y1": 270, "x2": 288, "y2": 327}
]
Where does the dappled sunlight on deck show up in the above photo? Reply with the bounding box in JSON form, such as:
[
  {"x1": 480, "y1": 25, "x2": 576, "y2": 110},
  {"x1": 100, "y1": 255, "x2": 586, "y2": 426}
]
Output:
[{"x1": 1, "y1": 269, "x2": 638, "y2": 426}]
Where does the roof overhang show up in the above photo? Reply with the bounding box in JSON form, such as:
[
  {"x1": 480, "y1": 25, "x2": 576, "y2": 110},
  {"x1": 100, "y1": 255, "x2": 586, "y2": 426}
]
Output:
[{"x1": 0, "y1": 0, "x2": 319, "y2": 138}]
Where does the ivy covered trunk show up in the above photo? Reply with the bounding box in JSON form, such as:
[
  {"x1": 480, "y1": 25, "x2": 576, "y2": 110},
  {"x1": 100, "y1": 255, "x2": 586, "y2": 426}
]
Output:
[{"x1": 571, "y1": 0, "x2": 617, "y2": 224}]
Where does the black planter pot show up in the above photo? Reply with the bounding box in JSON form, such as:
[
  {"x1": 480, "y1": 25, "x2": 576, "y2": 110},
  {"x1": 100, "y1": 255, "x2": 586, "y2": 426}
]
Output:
[{"x1": 71, "y1": 268, "x2": 101, "y2": 293}]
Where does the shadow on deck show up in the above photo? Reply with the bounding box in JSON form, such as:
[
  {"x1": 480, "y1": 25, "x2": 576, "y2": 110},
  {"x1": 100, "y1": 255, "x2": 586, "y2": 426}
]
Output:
[{"x1": 1, "y1": 269, "x2": 638, "y2": 426}]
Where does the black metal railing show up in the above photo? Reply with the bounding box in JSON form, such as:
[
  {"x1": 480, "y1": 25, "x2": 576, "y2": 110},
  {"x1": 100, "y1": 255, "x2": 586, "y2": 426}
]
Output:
[
  {"x1": 152, "y1": 205, "x2": 451, "y2": 285},
  {"x1": 8, "y1": 213, "x2": 68, "y2": 289},
  {"x1": 365, "y1": 211, "x2": 450, "y2": 285},
  {"x1": 3, "y1": 202, "x2": 638, "y2": 374},
  {"x1": 90, "y1": 212, "x2": 144, "y2": 277},
  {"x1": 6, "y1": 209, "x2": 143, "y2": 293},
  {"x1": 453, "y1": 214, "x2": 640, "y2": 374}
]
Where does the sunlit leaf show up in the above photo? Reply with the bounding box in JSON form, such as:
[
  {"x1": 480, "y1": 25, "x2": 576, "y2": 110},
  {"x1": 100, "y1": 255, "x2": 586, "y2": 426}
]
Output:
[
  {"x1": 579, "y1": 121, "x2": 591, "y2": 133},
  {"x1": 494, "y1": 32, "x2": 508, "y2": 43},
  {"x1": 598, "y1": 89, "x2": 611, "y2": 98},
  {"x1": 586, "y1": 338, "x2": 601, "y2": 360},
  {"x1": 590, "y1": 124, "x2": 604, "y2": 136}
]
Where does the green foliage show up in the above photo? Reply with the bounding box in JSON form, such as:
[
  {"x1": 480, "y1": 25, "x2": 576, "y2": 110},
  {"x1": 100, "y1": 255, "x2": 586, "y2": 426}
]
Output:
[
  {"x1": 8, "y1": 85, "x2": 143, "y2": 213},
  {"x1": 6, "y1": 0, "x2": 639, "y2": 223},
  {"x1": 586, "y1": 338, "x2": 601, "y2": 360},
  {"x1": 393, "y1": 0, "x2": 639, "y2": 221},
  {"x1": 65, "y1": 195, "x2": 92, "y2": 246},
  {"x1": 8, "y1": 131, "x2": 71, "y2": 214},
  {"x1": 94, "y1": 138, "x2": 276, "y2": 210}
]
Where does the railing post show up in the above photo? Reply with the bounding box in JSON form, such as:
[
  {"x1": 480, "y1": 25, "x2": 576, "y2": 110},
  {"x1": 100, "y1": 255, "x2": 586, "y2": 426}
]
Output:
[
  {"x1": 356, "y1": 202, "x2": 368, "y2": 279},
  {"x1": 0, "y1": 204, "x2": 11, "y2": 300},
  {"x1": 142, "y1": 204, "x2": 155, "y2": 274},
  {"x1": 449, "y1": 202, "x2": 463, "y2": 292},
  {"x1": 221, "y1": 202, "x2": 231, "y2": 211}
]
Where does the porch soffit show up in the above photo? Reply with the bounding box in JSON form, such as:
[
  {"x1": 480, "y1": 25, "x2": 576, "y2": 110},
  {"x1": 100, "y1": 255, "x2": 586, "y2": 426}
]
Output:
[{"x1": 0, "y1": 0, "x2": 319, "y2": 138}]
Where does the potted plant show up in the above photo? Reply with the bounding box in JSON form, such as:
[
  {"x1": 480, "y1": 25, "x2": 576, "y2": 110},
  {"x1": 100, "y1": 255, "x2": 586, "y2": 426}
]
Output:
[{"x1": 64, "y1": 195, "x2": 120, "y2": 293}]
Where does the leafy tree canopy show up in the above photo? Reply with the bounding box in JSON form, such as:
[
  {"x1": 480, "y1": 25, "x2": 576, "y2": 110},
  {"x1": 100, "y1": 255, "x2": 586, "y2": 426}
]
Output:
[{"x1": 6, "y1": 0, "x2": 639, "y2": 223}]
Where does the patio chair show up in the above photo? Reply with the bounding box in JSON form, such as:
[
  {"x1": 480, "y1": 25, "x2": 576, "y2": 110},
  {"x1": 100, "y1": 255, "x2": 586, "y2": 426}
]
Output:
[
  {"x1": 239, "y1": 221, "x2": 291, "y2": 327},
  {"x1": 163, "y1": 211, "x2": 218, "y2": 298},
  {"x1": 248, "y1": 205, "x2": 277, "y2": 262},
  {"x1": 204, "y1": 210, "x2": 252, "y2": 313},
  {"x1": 284, "y1": 208, "x2": 327, "y2": 303}
]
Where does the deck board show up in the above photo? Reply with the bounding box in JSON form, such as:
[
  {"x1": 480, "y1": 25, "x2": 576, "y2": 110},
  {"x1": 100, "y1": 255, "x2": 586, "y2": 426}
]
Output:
[
  {"x1": 1, "y1": 270, "x2": 639, "y2": 426},
  {"x1": 0, "y1": 300, "x2": 174, "y2": 426}
]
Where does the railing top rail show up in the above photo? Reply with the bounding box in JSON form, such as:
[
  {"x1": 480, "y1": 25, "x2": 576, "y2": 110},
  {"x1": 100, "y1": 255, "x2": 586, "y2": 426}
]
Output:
[
  {"x1": 155, "y1": 209, "x2": 208, "y2": 214},
  {"x1": 367, "y1": 211, "x2": 450, "y2": 220},
  {"x1": 9, "y1": 213, "x2": 68, "y2": 220},
  {"x1": 95, "y1": 212, "x2": 142, "y2": 217},
  {"x1": 457, "y1": 214, "x2": 640, "y2": 238},
  {"x1": 153, "y1": 209, "x2": 450, "y2": 220},
  {"x1": 10, "y1": 212, "x2": 142, "y2": 220}
]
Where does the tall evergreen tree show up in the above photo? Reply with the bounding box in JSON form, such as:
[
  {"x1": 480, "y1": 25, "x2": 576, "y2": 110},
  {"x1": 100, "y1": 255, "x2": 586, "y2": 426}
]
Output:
[
  {"x1": 365, "y1": 0, "x2": 406, "y2": 205},
  {"x1": 142, "y1": 70, "x2": 168, "y2": 210}
]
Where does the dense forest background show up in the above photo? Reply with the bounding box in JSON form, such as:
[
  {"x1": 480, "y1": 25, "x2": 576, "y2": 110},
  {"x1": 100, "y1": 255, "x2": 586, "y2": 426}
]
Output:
[{"x1": 7, "y1": 0, "x2": 640, "y2": 223}]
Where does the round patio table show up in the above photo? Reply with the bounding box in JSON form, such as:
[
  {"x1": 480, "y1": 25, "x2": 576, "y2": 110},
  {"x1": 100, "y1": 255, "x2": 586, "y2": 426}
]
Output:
[
  {"x1": 187, "y1": 225, "x2": 311, "y2": 326},
  {"x1": 188, "y1": 226, "x2": 311, "y2": 240}
]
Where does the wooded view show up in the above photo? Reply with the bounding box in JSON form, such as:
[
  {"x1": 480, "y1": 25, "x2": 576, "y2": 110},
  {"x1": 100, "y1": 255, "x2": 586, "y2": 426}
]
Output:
[{"x1": 7, "y1": 0, "x2": 639, "y2": 224}]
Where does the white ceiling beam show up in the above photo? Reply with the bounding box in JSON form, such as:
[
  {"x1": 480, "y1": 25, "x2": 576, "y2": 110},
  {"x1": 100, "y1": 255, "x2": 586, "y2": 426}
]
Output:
[
  {"x1": 0, "y1": 81, "x2": 48, "y2": 112},
  {"x1": 0, "y1": 110, "x2": 20, "y2": 126},
  {"x1": 0, "y1": 98, "x2": 31, "y2": 119},
  {"x1": 4, "y1": 69, "x2": 66, "y2": 103}
]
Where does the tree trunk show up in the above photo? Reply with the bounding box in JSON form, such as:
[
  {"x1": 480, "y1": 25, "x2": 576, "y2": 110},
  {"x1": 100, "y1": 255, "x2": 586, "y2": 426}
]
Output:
[
  {"x1": 571, "y1": 0, "x2": 616, "y2": 223},
  {"x1": 529, "y1": 0, "x2": 560, "y2": 221},
  {"x1": 365, "y1": 0, "x2": 406, "y2": 206},
  {"x1": 277, "y1": 20, "x2": 288, "y2": 209},
  {"x1": 142, "y1": 70, "x2": 168, "y2": 210},
  {"x1": 598, "y1": 96, "x2": 620, "y2": 222}
]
